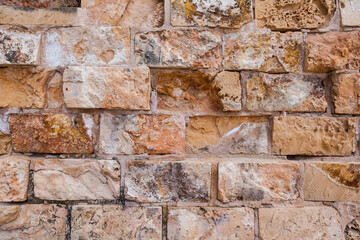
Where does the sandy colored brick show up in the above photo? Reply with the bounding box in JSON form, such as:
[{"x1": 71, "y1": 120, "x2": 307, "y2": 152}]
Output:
[
  {"x1": 3, "y1": 0, "x2": 79, "y2": 8},
  {"x1": 218, "y1": 161, "x2": 300, "y2": 202},
  {"x1": 125, "y1": 161, "x2": 211, "y2": 202},
  {"x1": 187, "y1": 116, "x2": 268, "y2": 154},
  {"x1": 64, "y1": 66, "x2": 150, "y2": 110},
  {"x1": 171, "y1": 0, "x2": 252, "y2": 28},
  {"x1": 340, "y1": 0, "x2": 360, "y2": 26},
  {"x1": 168, "y1": 207, "x2": 254, "y2": 239},
  {"x1": 224, "y1": 31, "x2": 303, "y2": 72},
  {"x1": 47, "y1": 71, "x2": 63, "y2": 109},
  {"x1": 305, "y1": 31, "x2": 360, "y2": 72},
  {"x1": 33, "y1": 159, "x2": 120, "y2": 201},
  {"x1": 0, "y1": 204, "x2": 67, "y2": 240},
  {"x1": 259, "y1": 207, "x2": 343, "y2": 240},
  {"x1": 44, "y1": 26, "x2": 130, "y2": 68},
  {"x1": 99, "y1": 114, "x2": 185, "y2": 155},
  {"x1": 273, "y1": 116, "x2": 356, "y2": 156},
  {"x1": 0, "y1": 134, "x2": 10, "y2": 155},
  {"x1": 135, "y1": 29, "x2": 222, "y2": 69},
  {"x1": 0, "y1": 158, "x2": 29, "y2": 202},
  {"x1": 10, "y1": 114, "x2": 95, "y2": 154},
  {"x1": 246, "y1": 72, "x2": 327, "y2": 112},
  {"x1": 333, "y1": 72, "x2": 360, "y2": 114},
  {"x1": 71, "y1": 205, "x2": 162, "y2": 239}
]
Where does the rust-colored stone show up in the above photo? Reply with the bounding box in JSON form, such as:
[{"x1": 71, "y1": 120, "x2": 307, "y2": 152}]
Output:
[{"x1": 332, "y1": 72, "x2": 360, "y2": 114}]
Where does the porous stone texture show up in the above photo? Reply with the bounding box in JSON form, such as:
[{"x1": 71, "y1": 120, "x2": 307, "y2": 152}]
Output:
[
  {"x1": 340, "y1": 0, "x2": 360, "y2": 26},
  {"x1": 224, "y1": 31, "x2": 303, "y2": 72},
  {"x1": 0, "y1": 204, "x2": 67, "y2": 239},
  {"x1": 63, "y1": 66, "x2": 151, "y2": 110},
  {"x1": 0, "y1": 134, "x2": 11, "y2": 155},
  {"x1": 44, "y1": 26, "x2": 130, "y2": 68},
  {"x1": 259, "y1": 207, "x2": 343, "y2": 240},
  {"x1": 246, "y1": 72, "x2": 327, "y2": 112},
  {"x1": 305, "y1": 31, "x2": 360, "y2": 72},
  {"x1": 218, "y1": 161, "x2": 300, "y2": 202},
  {"x1": 99, "y1": 114, "x2": 185, "y2": 155},
  {"x1": 256, "y1": 0, "x2": 336, "y2": 30},
  {"x1": 33, "y1": 159, "x2": 120, "y2": 201},
  {"x1": 186, "y1": 116, "x2": 268, "y2": 154},
  {"x1": 211, "y1": 71, "x2": 242, "y2": 111},
  {"x1": 168, "y1": 207, "x2": 254, "y2": 239},
  {"x1": 3, "y1": 0, "x2": 80, "y2": 8},
  {"x1": 47, "y1": 72, "x2": 63, "y2": 109},
  {"x1": 135, "y1": 29, "x2": 222, "y2": 68},
  {"x1": 171, "y1": 0, "x2": 252, "y2": 28},
  {"x1": 272, "y1": 116, "x2": 356, "y2": 156},
  {"x1": 0, "y1": 158, "x2": 29, "y2": 202},
  {"x1": 156, "y1": 70, "x2": 221, "y2": 113},
  {"x1": 0, "y1": 67, "x2": 55, "y2": 108},
  {"x1": 304, "y1": 162, "x2": 360, "y2": 202},
  {"x1": 345, "y1": 216, "x2": 360, "y2": 240},
  {"x1": 125, "y1": 161, "x2": 211, "y2": 202},
  {"x1": 71, "y1": 205, "x2": 162, "y2": 239},
  {"x1": 332, "y1": 72, "x2": 360, "y2": 114},
  {"x1": 10, "y1": 114, "x2": 95, "y2": 154},
  {"x1": 0, "y1": 27, "x2": 41, "y2": 65}
]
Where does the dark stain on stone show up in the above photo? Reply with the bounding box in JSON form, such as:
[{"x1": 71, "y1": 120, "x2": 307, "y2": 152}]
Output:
[
  {"x1": 11, "y1": 7, "x2": 37, "y2": 11},
  {"x1": 316, "y1": 163, "x2": 360, "y2": 188},
  {"x1": 49, "y1": 7, "x2": 78, "y2": 13}
]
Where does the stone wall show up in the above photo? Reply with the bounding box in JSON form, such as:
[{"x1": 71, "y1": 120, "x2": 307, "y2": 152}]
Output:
[{"x1": 0, "y1": 0, "x2": 360, "y2": 239}]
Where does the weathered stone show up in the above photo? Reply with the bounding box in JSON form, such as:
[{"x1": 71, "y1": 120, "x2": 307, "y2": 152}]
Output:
[
  {"x1": 0, "y1": 204, "x2": 67, "y2": 239},
  {"x1": 256, "y1": 0, "x2": 335, "y2": 30},
  {"x1": 305, "y1": 31, "x2": 360, "y2": 72},
  {"x1": 273, "y1": 116, "x2": 356, "y2": 156},
  {"x1": 332, "y1": 72, "x2": 360, "y2": 114},
  {"x1": 33, "y1": 159, "x2": 120, "y2": 200},
  {"x1": 0, "y1": 158, "x2": 29, "y2": 202},
  {"x1": 340, "y1": 0, "x2": 360, "y2": 26},
  {"x1": 0, "y1": 27, "x2": 41, "y2": 66},
  {"x1": 187, "y1": 116, "x2": 268, "y2": 154},
  {"x1": 304, "y1": 162, "x2": 360, "y2": 202},
  {"x1": 135, "y1": 29, "x2": 222, "y2": 69},
  {"x1": 63, "y1": 66, "x2": 151, "y2": 110},
  {"x1": 47, "y1": 72, "x2": 63, "y2": 109},
  {"x1": 168, "y1": 207, "x2": 254, "y2": 239},
  {"x1": 99, "y1": 114, "x2": 185, "y2": 155},
  {"x1": 345, "y1": 216, "x2": 360, "y2": 240},
  {"x1": 0, "y1": 134, "x2": 10, "y2": 155},
  {"x1": 246, "y1": 72, "x2": 327, "y2": 112},
  {"x1": 224, "y1": 31, "x2": 303, "y2": 72},
  {"x1": 125, "y1": 161, "x2": 211, "y2": 202},
  {"x1": 212, "y1": 71, "x2": 242, "y2": 111},
  {"x1": 259, "y1": 207, "x2": 343, "y2": 240},
  {"x1": 3, "y1": 0, "x2": 80, "y2": 8},
  {"x1": 156, "y1": 70, "x2": 221, "y2": 113},
  {"x1": 218, "y1": 161, "x2": 300, "y2": 202},
  {"x1": 44, "y1": 26, "x2": 130, "y2": 68},
  {"x1": 10, "y1": 114, "x2": 95, "y2": 154},
  {"x1": 171, "y1": 0, "x2": 252, "y2": 28},
  {"x1": 72, "y1": 206, "x2": 162, "y2": 239}
]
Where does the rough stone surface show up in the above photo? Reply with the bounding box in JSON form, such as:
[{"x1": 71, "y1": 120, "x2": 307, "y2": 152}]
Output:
[
  {"x1": 47, "y1": 72, "x2": 63, "y2": 109},
  {"x1": 224, "y1": 31, "x2": 303, "y2": 72},
  {"x1": 345, "y1": 216, "x2": 360, "y2": 240},
  {"x1": 0, "y1": 67, "x2": 55, "y2": 108},
  {"x1": 259, "y1": 207, "x2": 343, "y2": 239},
  {"x1": 33, "y1": 159, "x2": 120, "y2": 201},
  {"x1": 0, "y1": 204, "x2": 67, "y2": 240},
  {"x1": 45, "y1": 26, "x2": 130, "y2": 68},
  {"x1": 10, "y1": 114, "x2": 95, "y2": 154},
  {"x1": 0, "y1": 27, "x2": 41, "y2": 66},
  {"x1": 218, "y1": 161, "x2": 300, "y2": 202},
  {"x1": 340, "y1": 0, "x2": 360, "y2": 26},
  {"x1": 273, "y1": 116, "x2": 356, "y2": 156},
  {"x1": 256, "y1": 0, "x2": 336, "y2": 30},
  {"x1": 246, "y1": 72, "x2": 327, "y2": 112},
  {"x1": 187, "y1": 116, "x2": 268, "y2": 154},
  {"x1": 211, "y1": 71, "x2": 242, "y2": 111},
  {"x1": 99, "y1": 114, "x2": 185, "y2": 155},
  {"x1": 304, "y1": 162, "x2": 360, "y2": 202},
  {"x1": 171, "y1": 0, "x2": 252, "y2": 28},
  {"x1": 156, "y1": 70, "x2": 221, "y2": 113},
  {"x1": 332, "y1": 72, "x2": 360, "y2": 114},
  {"x1": 63, "y1": 66, "x2": 151, "y2": 110},
  {"x1": 305, "y1": 31, "x2": 360, "y2": 72},
  {"x1": 0, "y1": 134, "x2": 10, "y2": 155},
  {"x1": 0, "y1": 158, "x2": 29, "y2": 202},
  {"x1": 125, "y1": 161, "x2": 211, "y2": 202},
  {"x1": 168, "y1": 207, "x2": 254, "y2": 239},
  {"x1": 3, "y1": 0, "x2": 80, "y2": 8},
  {"x1": 71, "y1": 205, "x2": 162, "y2": 239},
  {"x1": 135, "y1": 29, "x2": 222, "y2": 69}
]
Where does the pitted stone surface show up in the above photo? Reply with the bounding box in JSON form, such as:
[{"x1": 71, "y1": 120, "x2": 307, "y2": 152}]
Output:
[
  {"x1": 345, "y1": 216, "x2": 360, "y2": 240},
  {"x1": 340, "y1": 0, "x2": 360, "y2": 26},
  {"x1": 332, "y1": 72, "x2": 360, "y2": 114},
  {"x1": 3, "y1": 0, "x2": 80, "y2": 8}
]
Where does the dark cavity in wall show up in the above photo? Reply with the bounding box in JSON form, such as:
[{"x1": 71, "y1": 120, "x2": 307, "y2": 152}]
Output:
[{"x1": 2, "y1": 0, "x2": 81, "y2": 8}]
